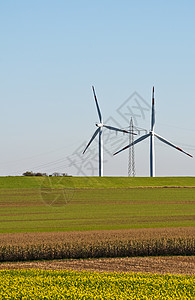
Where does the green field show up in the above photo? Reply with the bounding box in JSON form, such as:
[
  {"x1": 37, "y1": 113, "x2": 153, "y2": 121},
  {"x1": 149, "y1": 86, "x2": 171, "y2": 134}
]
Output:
[
  {"x1": 0, "y1": 176, "x2": 195, "y2": 189},
  {"x1": 0, "y1": 176, "x2": 194, "y2": 233}
]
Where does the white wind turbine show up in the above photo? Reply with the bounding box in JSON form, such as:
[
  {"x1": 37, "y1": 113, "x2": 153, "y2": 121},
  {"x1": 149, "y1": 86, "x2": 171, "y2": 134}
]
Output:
[
  {"x1": 83, "y1": 86, "x2": 136, "y2": 177},
  {"x1": 114, "y1": 87, "x2": 193, "y2": 177}
]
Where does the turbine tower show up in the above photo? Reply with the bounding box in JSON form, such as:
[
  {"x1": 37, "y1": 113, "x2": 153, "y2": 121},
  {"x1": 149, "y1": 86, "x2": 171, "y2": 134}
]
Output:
[
  {"x1": 114, "y1": 87, "x2": 193, "y2": 177},
  {"x1": 83, "y1": 86, "x2": 135, "y2": 177}
]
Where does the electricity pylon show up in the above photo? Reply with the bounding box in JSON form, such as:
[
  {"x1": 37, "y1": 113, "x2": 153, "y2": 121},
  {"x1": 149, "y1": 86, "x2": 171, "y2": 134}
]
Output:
[
  {"x1": 128, "y1": 118, "x2": 148, "y2": 177},
  {"x1": 128, "y1": 118, "x2": 135, "y2": 177}
]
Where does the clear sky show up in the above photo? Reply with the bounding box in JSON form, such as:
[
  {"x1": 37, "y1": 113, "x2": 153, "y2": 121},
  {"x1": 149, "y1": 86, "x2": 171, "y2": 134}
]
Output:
[{"x1": 0, "y1": 0, "x2": 195, "y2": 177}]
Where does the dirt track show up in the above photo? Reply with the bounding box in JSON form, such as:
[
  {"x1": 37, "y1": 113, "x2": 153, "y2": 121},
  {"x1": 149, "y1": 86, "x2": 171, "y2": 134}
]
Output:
[{"x1": 0, "y1": 256, "x2": 194, "y2": 275}]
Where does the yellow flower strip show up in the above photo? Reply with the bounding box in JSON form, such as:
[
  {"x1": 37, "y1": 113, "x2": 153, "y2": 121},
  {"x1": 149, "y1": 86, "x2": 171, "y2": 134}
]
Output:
[{"x1": 0, "y1": 269, "x2": 194, "y2": 300}]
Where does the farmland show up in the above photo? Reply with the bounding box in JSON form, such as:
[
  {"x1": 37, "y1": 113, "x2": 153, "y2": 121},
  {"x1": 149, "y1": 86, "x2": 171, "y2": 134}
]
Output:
[
  {"x1": 0, "y1": 176, "x2": 195, "y2": 233},
  {"x1": 0, "y1": 269, "x2": 194, "y2": 299},
  {"x1": 0, "y1": 227, "x2": 194, "y2": 262},
  {"x1": 0, "y1": 176, "x2": 194, "y2": 299},
  {"x1": 0, "y1": 176, "x2": 194, "y2": 263}
]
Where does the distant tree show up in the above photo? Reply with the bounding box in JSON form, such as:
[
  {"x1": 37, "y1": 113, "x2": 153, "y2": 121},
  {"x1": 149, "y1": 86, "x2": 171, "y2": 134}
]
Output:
[
  {"x1": 23, "y1": 171, "x2": 34, "y2": 176},
  {"x1": 34, "y1": 172, "x2": 43, "y2": 177},
  {"x1": 52, "y1": 172, "x2": 70, "y2": 177},
  {"x1": 23, "y1": 171, "x2": 48, "y2": 177},
  {"x1": 52, "y1": 172, "x2": 60, "y2": 177}
]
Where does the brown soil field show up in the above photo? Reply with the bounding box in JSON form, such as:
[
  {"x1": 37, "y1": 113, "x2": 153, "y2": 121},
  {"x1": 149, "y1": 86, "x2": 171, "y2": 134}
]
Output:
[
  {"x1": 0, "y1": 227, "x2": 194, "y2": 275},
  {"x1": 1, "y1": 227, "x2": 194, "y2": 245},
  {"x1": 0, "y1": 256, "x2": 194, "y2": 276}
]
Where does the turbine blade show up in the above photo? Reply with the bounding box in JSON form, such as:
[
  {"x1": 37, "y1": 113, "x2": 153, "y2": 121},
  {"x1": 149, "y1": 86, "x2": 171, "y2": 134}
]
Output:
[
  {"x1": 113, "y1": 133, "x2": 150, "y2": 155},
  {"x1": 83, "y1": 128, "x2": 100, "y2": 154},
  {"x1": 154, "y1": 133, "x2": 193, "y2": 158},
  {"x1": 103, "y1": 124, "x2": 137, "y2": 135},
  {"x1": 152, "y1": 86, "x2": 154, "y2": 105},
  {"x1": 151, "y1": 86, "x2": 155, "y2": 131},
  {"x1": 92, "y1": 86, "x2": 102, "y2": 123}
]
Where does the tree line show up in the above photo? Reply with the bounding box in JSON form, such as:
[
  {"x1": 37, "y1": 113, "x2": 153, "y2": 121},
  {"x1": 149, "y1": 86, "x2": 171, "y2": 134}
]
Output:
[{"x1": 22, "y1": 171, "x2": 70, "y2": 177}]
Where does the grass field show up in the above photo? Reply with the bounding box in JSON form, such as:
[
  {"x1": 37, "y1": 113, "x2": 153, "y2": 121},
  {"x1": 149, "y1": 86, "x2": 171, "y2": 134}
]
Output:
[
  {"x1": 0, "y1": 269, "x2": 194, "y2": 299},
  {"x1": 0, "y1": 176, "x2": 195, "y2": 233},
  {"x1": 0, "y1": 175, "x2": 195, "y2": 189}
]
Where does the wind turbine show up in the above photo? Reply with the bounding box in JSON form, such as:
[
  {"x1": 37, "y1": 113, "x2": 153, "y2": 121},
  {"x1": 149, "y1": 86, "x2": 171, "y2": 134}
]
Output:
[
  {"x1": 83, "y1": 86, "x2": 136, "y2": 177},
  {"x1": 114, "y1": 87, "x2": 193, "y2": 177}
]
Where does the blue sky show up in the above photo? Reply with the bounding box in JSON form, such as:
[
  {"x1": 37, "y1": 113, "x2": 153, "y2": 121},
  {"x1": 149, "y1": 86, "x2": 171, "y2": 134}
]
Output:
[{"x1": 0, "y1": 0, "x2": 194, "y2": 176}]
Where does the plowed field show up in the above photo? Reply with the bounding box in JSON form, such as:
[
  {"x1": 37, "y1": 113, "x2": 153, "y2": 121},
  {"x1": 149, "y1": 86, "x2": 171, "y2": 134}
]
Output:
[{"x1": 0, "y1": 256, "x2": 194, "y2": 275}]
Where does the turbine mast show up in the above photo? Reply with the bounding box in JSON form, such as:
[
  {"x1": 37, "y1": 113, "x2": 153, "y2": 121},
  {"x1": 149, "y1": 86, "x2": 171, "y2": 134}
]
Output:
[
  {"x1": 150, "y1": 132, "x2": 155, "y2": 177},
  {"x1": 150, "y1": 86, "x2": 155, "y2": 177},
  {"x1": 99, "y1": 127, "x2": 103, "y2": 177}
]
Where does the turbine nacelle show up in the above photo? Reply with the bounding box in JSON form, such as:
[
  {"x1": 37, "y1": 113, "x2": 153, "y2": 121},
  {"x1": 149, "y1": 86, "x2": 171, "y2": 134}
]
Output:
[{"x1": 96, "y1": 123, "x2": 103, "y2": 128}]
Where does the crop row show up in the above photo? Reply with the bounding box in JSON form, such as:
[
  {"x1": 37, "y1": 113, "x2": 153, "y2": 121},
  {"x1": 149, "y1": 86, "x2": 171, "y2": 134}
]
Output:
[
  {"x1": 0, "y1": 269, "x2": 194, "y2": 299},
  {"x1": 0, "y1": 237, "x2": 194, "y2": 262}
]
